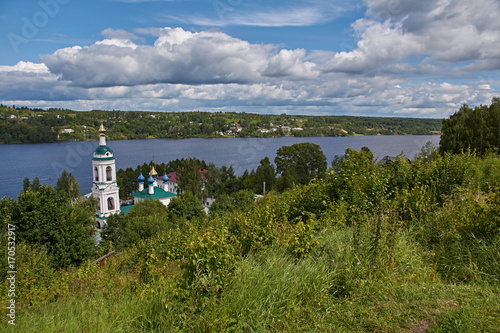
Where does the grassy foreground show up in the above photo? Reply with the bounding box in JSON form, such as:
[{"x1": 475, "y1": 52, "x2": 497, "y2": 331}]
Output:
[{"x1": 2, "y1": 149, "x2": 500, "y2": 332}]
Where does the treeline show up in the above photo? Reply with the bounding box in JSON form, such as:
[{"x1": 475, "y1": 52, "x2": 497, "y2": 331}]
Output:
[
  {"x1": 117, "y1": 142, "x2": 327, "y2": 200},
  {"x1": 0, "y1": 104, "x2": 442, "y2": 144},
  {"x1": 440, "y1": 97, "x2": 500, "y2": 155}
]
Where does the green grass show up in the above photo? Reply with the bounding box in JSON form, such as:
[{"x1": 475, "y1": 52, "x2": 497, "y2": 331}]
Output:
[
  {"x1": 2, "y1": 152, "x2": 499, "y2": 332},
  {"x1": 4, "y1": 227, "x2": 499, "y2": 332}
]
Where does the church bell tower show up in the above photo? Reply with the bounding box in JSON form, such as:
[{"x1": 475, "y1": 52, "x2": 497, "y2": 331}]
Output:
[{"x1": 91, "y1": 124, "x2": 120, "y2": 227}]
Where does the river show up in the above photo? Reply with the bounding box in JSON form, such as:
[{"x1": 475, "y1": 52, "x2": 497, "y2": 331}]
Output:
[{"x1": 0, "y1": 135, "x2": 440, "y2": 198}]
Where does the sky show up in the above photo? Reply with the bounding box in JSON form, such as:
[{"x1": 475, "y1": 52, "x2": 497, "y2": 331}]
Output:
[{"x1": 0, "y1": 0, "x2": 499, "y2": 118}]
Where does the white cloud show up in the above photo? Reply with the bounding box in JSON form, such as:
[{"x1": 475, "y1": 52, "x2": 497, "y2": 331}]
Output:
[
  {"x1": 2, "y1": 0, "x2": 499, "y2": 118},
  {"x1": 0, "y1": 61, "x2": 50, "y2": 74},
  {"x1": 40, "y1": 28, "x2": 322, "y2": 88},
  {"x1": 315, "y1": 0, "x2": 500, "y2": 76},
  {"x1": 101, "y1": 28, "x2": 142, "y2": 41},
  {"x1": 260, "y1": 49, "x2": 319, "y2": 79},
  {"x1": 170, "y1": 1, "x2": 349, "y2": 27},
  {"x1": 40, "y1": 28, "x2": 271, "y2": 87}
]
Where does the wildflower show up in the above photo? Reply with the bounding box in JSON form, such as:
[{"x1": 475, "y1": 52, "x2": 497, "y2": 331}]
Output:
[
  {"x1": 357, "y1": 262, "x2": 360, "y2": 266},
  {"x1": 332, "y1": 259, "x2": 335, "y2": 263}
]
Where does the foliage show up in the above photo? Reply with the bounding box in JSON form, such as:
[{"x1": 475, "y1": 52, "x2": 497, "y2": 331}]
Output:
[
  {"x1": 414, "y1": 190, "x2": 500, "y2": 284},
  {"x1": 168, "y1": 191, "x2": 205, "y2": 221},
  {"x1": 275, "y1": 142, "x2": 327, "y2": 186},
  {"x1": 0, "y1": 242, "x2": 57, "y2": 309},
  {"x1": 285, "y1": 218, "x2": 321, "y2": 259},
  {"x1": 254, "y1": 156, "x2": 276, "y2": 194},
  {"x1": 102, "y1": 199, "x2": 171, "y2": 250},
  {"x1": 182, "y1": 226, "x2": 237, "y2": 293},
  {"x1": 440, "y1": 97, "x2": 500, "y2": 155},
  {"x1": 0, "y1": 104, "x2": 442, "y2": 144},
  {"x1": 2, "y1": 141, "x2": 500, "y2": 332},
  {"x1": 55, "y1": 170, "x2": 81, "y2": 200},
  {"x1": 326, "y1": 148, "x2": 389, "y2": 212},
  {"x1": 208, "y1": 190, "x2": 255, "y2": 218},
  {"x1": 3, "y1": 185, "x2": 96, "y2": 269}
]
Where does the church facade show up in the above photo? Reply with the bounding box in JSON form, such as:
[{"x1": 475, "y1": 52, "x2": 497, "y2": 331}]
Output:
[{"x1": 91, "y1": 124, "x2": 120, "y2": 228}]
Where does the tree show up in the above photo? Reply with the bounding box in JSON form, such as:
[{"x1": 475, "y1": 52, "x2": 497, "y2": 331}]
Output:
[
  {"x1": 254, "y1": 156, "x2": 276, "y2": 194},
  {"x1": 209, "y1": 190, "x2": 255, "y2": 218},
  {"x1": 22, "y1": 178, "x2": 30, "y2": 192},
  {"x1": 10, "y1": 185, "x2": 96, "y2": 268},
  {"x1": 440, "y1": 98, "x2": 500, "y2": 156},
  {"x1": 170, "y1": 157, "x2": 208, "y2": 200},
  {"x1": 56, "y1": 170, "x2": 80, "y2": 200},
  {"x1": 274, "y1": 142, "x2": 327, "y2": 185},
  {"x1": 102, "y1": 199, "x2": 171, "y2": 250},
  {"x1": 273, "y1": 167, "x2": 297, "y2": 192},
  {"x1": 417, "y1": 141, "x2": 439, "y2": 163},
  {"x1": 168, "y1": 192, "x2": 205, "y2": 221},
  {"x1": 31, "y1": 177, "x2": 40, "y2": 192}
]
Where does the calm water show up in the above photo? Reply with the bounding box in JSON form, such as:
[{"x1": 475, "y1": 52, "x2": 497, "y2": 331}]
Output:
[{"x1": 0, "y1": 135, "x2": 439, "y2": 199}]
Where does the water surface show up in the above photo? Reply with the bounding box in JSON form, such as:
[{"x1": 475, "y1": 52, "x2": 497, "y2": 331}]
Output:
[{"x1": 0, "y1": 135, "x2": 440, "y2": 198}]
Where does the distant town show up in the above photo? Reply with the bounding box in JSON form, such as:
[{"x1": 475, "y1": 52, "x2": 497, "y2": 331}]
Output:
[{"x1": 0, "y1": 104, "x2": 442, "y2": 144}]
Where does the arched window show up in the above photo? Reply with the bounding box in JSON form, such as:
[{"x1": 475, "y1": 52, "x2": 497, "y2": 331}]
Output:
[
  {"x1": 107, "y1": 197, "x2": 115, "y2": 210},
  {"x1": 106, "y1": 166, "x2": 112, "y2": 181},
  {"x1": 94, "y1": 167, "x2": 99, "y2": 181}
]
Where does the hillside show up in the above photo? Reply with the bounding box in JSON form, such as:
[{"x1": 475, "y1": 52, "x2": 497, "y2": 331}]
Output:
[
  {"x1": 0, "y1": 104, "x2": 442, "y2": 144},
  {"x1": 1, "y1": 147, "x2": 499, "y2": 332}
]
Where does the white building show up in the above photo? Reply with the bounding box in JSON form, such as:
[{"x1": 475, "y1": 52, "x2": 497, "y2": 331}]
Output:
[{"x1": 91, "y1": 124, "x2": 121, "y2": 228}]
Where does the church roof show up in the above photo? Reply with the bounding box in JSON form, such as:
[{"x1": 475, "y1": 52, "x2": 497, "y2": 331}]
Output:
[
  {"x1": 167, "y1": 171, "x2": 178, "y2": 183},
  {"x1": 94, "y1": 145, "x2": 113, "y2": 155},
  {"x1": 131, "y1": 187, "x2": 177, "y2": 200},
  {"x1": 120, "y1": 205, "x2": 134, "y2": 215}
]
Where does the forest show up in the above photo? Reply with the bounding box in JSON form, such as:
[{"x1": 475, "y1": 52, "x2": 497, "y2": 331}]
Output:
[
  {"x1": 0, "y1": 104, "x2": 442, "y2": 144},
  {"x1": 0, "y1": 99, "x2": 499, "y2": 332}
]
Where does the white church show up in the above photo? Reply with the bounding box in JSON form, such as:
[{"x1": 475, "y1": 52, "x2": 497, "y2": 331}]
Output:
[{"x1": 91, "y1": 124, "x2": 177, "y2": 227}]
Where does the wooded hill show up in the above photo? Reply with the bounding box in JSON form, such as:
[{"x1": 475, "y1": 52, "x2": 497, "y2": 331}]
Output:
[{"x1": 0, "y1": 104, "x2": 441, "y2": 144}]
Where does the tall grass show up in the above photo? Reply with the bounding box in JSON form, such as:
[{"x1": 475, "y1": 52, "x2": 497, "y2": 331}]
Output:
[{"x1": 2, "y1": 151, "x2": 500, "y2": 332}]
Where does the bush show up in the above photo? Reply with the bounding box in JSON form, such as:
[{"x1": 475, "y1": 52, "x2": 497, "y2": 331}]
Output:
[{"x1": 182, "y1": 226, "x2": 236, "y2": 293}]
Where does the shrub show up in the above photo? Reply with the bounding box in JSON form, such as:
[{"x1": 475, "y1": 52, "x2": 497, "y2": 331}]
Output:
[
  {"x1": 182, "y1": 226, "x2": 236, "y2": 293},
  {"x1": 285, "y1": 217, "x2": 321, "y2": 259}
]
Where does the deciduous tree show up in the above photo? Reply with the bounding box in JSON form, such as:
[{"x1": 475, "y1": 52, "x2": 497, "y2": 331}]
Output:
[{"x1": 275, "y1": 142, "x2": 327, "y2": 185}]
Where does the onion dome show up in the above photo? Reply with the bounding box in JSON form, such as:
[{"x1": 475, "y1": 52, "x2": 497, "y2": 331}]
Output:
[
  {"x1": 94, "y1": 145, "x2": 113, "y2": 155},
  {"x1": 148, "y1": 174, "x2": 155, "y2": 185},
  {"x1": 150, "y1": 165, "x2": 158, "y2": 178},
  {"x1": 137, "y1": 172, "x2": 145, "y2": 183},
  {"x1": 162, "y1": 172, "x2": 169, "y2": 182}
]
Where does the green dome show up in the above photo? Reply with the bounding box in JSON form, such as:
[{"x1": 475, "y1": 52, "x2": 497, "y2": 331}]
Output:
[{"x1": 94, "y1": 145, "x2": 113, "y2": 155}]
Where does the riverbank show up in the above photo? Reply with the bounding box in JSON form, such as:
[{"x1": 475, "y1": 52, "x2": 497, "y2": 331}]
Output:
[{"x1": 1, "y1": 106, "x2": 442, "y2": 144}]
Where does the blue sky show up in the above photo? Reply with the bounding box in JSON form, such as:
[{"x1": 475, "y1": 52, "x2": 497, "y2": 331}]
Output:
[{"x1": 1, "y1": 0, "x2": 499, "y2": 117}]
